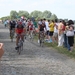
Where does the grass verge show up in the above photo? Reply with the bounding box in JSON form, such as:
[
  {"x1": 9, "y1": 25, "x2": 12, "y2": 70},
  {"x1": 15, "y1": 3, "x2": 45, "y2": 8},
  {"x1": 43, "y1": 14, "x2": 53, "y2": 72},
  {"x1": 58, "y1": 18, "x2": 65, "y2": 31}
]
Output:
[
  {"x1": 33, "y1": 34, "x2": 75, "y2": 59},
  {"x1": 44, "y1": 42, "x2": 75, "y2": 59}
]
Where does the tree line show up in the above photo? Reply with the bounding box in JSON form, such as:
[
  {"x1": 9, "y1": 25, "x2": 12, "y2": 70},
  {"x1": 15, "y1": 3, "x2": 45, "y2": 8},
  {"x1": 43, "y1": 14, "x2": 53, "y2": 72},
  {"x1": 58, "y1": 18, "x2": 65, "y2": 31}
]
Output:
[
  {"x1": 1, "y1": 10, "x2": 57, "y2": 20},
  {"x1": 0, "y1": 10, "x2": 75, "y2": 23}
]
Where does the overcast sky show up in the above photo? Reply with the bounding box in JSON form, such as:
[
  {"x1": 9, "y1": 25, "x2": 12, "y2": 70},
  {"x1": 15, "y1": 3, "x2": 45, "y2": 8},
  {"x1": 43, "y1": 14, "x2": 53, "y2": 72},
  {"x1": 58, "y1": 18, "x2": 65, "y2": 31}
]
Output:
[{"x1": 0, "y1": 0, "x2": 75, "y2": 20}]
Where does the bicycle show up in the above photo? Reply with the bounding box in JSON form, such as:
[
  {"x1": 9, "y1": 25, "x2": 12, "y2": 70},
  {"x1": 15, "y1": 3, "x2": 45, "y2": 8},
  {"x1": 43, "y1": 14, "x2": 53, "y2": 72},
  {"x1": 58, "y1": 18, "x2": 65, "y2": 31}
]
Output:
[
  {"x1": 17, "y1": 35, "x2": 23, "y2": 55},
  {"x1": 10, "y1": 29, "x2": 15, "y2": 42},
  {"x1": 39, "y1": 31, "x2": 45, "y2": 47},
  {"x1": 29, "y1": 30, "x2": 34, "y2": 41}
]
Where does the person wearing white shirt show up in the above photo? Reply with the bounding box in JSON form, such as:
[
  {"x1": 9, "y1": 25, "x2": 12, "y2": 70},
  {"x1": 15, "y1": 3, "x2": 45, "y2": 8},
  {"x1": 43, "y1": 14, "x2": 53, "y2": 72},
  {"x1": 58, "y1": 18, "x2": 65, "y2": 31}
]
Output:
[
  {"x1": 53, "y1": 19, "x2": 59, "y2": 42},
  {"x1": 44, "y1": 19, "x2": 49, "y2": 41}
]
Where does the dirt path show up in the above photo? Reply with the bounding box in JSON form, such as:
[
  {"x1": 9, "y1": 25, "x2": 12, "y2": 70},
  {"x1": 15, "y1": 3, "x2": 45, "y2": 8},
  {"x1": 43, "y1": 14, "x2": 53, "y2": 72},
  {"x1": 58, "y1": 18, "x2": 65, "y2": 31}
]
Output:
[{"x1": 0, "y1": 23, "x2": 75, "y2": 75}]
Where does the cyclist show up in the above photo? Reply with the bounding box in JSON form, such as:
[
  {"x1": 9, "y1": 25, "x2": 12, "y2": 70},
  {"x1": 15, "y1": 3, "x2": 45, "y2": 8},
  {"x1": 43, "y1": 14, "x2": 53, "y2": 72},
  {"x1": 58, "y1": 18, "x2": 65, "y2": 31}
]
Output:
[
  {"x1": 9, "y1": 20, "x2": 16, "y2": 38},
  {"x1": 4, "y1": 20, "x2": 7, "y2": 27},
  {"x1": 38, "y1": 19, "x2": 46, "y2": 43},
  {"x1": 22, "y1": 19, "x2": 27, "y2": 36},
  {"x1": 15, "y1": 21, "x2": 25, "y2": 50},
  {"x1": 27, "y1": 19, "x2": 34, "y2": 38}
]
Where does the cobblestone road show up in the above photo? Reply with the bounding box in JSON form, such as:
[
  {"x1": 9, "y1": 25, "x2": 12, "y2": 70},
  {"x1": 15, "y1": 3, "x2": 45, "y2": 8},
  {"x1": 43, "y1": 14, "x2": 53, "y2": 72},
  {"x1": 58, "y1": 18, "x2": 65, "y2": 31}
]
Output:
[{"x1": 0, "y1": 23, "x2": 75, "y2": 75}]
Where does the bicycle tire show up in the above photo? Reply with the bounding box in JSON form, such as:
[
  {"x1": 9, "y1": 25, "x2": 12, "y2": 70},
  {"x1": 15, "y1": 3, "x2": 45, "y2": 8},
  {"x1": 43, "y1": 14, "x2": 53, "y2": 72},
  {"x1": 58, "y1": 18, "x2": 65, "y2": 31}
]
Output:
[
  {"x1": 17, "y1": 40, "x2": 23, "y2": 55},
  {"x1": 40, "y1": 39, "x2": 44, "y2": 47},
  {"x1": 10, "y1": 35, "x2": 14, "y2": 42},
  {"x1": 17, "y1": 46, "x2": 21, "y2": 55},
  {"x1": 41, "y1": 39, "x2": 44, "y2": 47},
  {"x1": 30, "y1": 31, "x2": 34, "y2": 41},
  {"x1": 10, "y1": 31, "x2": 14, "y2": 42}
]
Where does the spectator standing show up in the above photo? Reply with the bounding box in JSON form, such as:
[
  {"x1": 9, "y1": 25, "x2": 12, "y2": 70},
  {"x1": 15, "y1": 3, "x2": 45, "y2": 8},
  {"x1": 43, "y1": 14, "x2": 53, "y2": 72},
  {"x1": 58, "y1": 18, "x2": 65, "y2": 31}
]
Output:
[
  {"x1": 48, "y1": 20, "x2": 54, "y2": 43},
  {"x1": 66, "y1": 20, "x2": 74, "y2": 52},
  {"x1": 53, "y1": 19, "x2": 59, "y2": 43},
  {"x1": 57, "y1": 20, "x2": 64, "y2": 47},
  {"x1": 44, "y1": 19, "x2": 49, "y2": 41}
]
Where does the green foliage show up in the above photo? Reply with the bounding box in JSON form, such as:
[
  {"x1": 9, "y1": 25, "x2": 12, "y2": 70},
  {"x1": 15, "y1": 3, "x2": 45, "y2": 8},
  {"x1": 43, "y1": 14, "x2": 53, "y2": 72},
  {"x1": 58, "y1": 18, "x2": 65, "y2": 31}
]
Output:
[
  {"x1": 1, "y1": 16, "x2": 11, "y2": 21},
  {"x1": 10, "y1": 10, "x2": 18, "y2": 19},
  {"x1": 64, "y1": 19, "x2": 68, "y2": 22},
  {"x1": 1, "y1": 10, "x2": 75, "y2": 21},
  {"x1": 73, "y1": 20, "x2": 75, "y2": 24},
  {"x1": 33, "y1": 34, "x2": 75, "y2": 59},
  {"x1": 44, "y1": 42, "x2": 75, "y2": 58},
  {"x1": 30, "y1": 10, "x2": 42, "y2": 19},
  {"x1": 50, "y1": 14, "x2": 58, "y2": 20},
  {"x1": 42, "y1": 10, "x2": 52, "y2": 18},
  {"x1": 1, "y1": 10, "x2": 58, "y2": 20},
  {"x1": 18, "y1": 10, "x2": 29, "y2": 18}
]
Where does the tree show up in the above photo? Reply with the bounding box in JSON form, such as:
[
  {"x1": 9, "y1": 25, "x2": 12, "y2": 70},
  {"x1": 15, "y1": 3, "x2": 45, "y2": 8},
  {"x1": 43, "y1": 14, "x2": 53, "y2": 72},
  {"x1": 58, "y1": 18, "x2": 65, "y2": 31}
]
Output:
[
  {"x1": 30, "y1": 10, "x2": 42, "y2": 19},
  {"x1": 50, "y1": 14, "x2": 58, "y2": 20},
  {"x1": 0, "y1": 10, "x2": 62, "y2": 21},
  {"x1": 10, "y1": 10, "x2": 18, "y2": 19},
  {"x1": 73, "y1": 20, "x2": 75, "y2": 24},
  {"x1": 18, "y1": 11, "x2": 29, "y2": 18},
  {"x1": 64, "y1": 19, "x2": 68, "y2": 22},
  {"x1": 1, "y1": 16, "x2": 10, "y2": 21},
  {"x1": 42, "y1": 10, "x2": 52, "y2": 18}
]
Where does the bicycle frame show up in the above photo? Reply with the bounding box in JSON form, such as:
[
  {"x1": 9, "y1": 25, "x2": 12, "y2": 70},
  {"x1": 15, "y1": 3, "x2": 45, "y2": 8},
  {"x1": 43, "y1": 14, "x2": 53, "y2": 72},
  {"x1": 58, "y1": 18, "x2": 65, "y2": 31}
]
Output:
[
  {"x1": 10, "y1": 29, "x2": 15, "y2": 42},
  {"x1": 17, "y1": 36, "x2": 23, "y2": 55},
  {"x1": 29, "y1": 30, "x2": 34, "y2": 41},
  {"x1": 39, "y1": 31, "x2": 45, "y2": 47}
]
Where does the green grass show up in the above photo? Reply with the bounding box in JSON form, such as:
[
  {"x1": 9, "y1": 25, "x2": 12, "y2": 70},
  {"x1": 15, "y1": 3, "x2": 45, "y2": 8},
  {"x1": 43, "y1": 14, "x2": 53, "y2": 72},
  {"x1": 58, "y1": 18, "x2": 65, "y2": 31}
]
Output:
[
  {"x1": 44, "y1": 42, "x2": 75, "y2": 59},
  {"x1": 34, "y1": 34, "x2": 38, "y2": 40},
  {"x1": 33, "y1": 34, "x2": 75, "y2": 59}
]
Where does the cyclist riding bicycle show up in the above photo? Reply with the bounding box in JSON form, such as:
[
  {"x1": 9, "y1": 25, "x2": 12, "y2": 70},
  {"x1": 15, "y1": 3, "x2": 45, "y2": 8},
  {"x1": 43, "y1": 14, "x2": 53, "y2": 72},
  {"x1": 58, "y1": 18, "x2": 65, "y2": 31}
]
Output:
[
  {"x1": 38, "y1": 19, "x2": 46, "y2": 43},
  {"x1": 27, "y1": 20, "x2": 34, "y2": 38},
  {"x1": 15, "y1": 21, "x2": 25, "y2": 50},
  {"x1": 9, "y1": 20, "x2": 16, "y2": 37}
]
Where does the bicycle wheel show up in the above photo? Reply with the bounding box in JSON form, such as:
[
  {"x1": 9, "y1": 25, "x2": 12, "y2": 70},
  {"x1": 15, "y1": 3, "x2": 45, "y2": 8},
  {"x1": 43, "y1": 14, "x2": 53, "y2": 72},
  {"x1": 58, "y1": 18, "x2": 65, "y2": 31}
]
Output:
[
  {"x1": 39, "y1": 32, "x2": 44, "y2": 47},
  {"x1": 41, "y1": 39, "x2": 44, "y2": 47},
  {"x1": 10, "y1": 34, "x2": 13, "y2": 42},
  {"x1": 10, "y1": 30, "x2": 14, "y2": 42},
  {"x1": 40, "y1": 39, "x2": 42, "y2": 46},
  {"x1": 21, "y1": 42, "x2": 23, "y2": 51},
  {"x1": 17, "y1": 40, "x2": 23, "y2": 55},
  {"x1": 17, "y1": 46, "x2": 21, "y2": 55},
  {"x1": 30, "y1": 31, "x2": 34, "y2": 41}
]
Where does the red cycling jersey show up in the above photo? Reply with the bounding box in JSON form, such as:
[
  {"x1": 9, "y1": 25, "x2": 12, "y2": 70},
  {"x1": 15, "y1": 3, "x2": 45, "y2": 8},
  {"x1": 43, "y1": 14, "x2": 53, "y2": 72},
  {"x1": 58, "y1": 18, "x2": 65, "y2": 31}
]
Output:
[
  {"x1": 16, "y1": 24, "x2": 24, "y2": 34},
  {"x1": 28, "y1": 21, "x2": 33, "y2": 30}
]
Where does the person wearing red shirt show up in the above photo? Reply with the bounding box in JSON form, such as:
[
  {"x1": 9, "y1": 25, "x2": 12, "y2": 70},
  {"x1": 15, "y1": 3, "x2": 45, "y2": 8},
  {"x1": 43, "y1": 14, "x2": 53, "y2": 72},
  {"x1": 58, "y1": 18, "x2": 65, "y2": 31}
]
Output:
[{"x1": 15, "y1": 21, "x2": 25, "y2": 49}]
